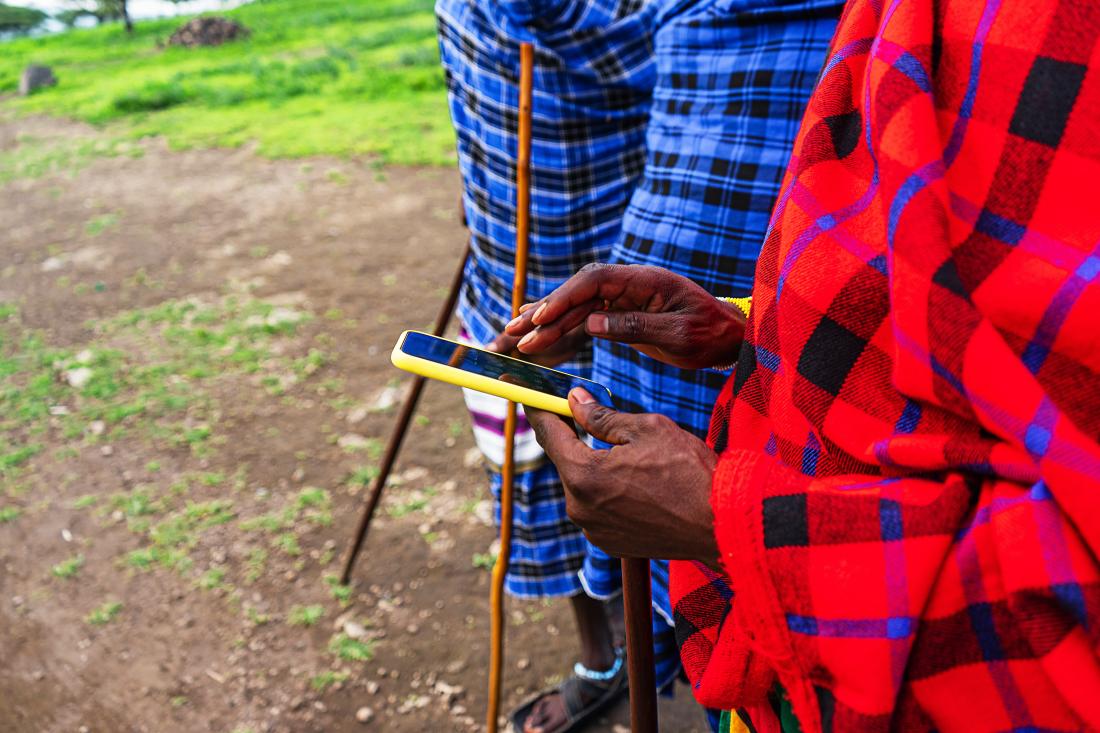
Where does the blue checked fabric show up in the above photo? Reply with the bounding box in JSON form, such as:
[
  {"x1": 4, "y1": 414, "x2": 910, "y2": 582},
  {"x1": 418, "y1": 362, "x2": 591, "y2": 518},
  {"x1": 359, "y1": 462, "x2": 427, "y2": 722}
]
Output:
[
  {"x1": 580, "y1": 0, "x2": 844, "y2": 713},
  {"x1": 436, "y1": 0, "x2": 658, "y2": 358},
  {"x1": 436, "y1": 0, "x2": 657, "y2": 598}
]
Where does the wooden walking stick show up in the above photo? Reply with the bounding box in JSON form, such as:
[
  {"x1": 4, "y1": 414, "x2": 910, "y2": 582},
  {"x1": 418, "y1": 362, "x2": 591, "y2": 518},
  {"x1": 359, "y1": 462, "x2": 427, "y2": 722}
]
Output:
[
  {"x1": 623, "y1": 558, "x2": 658, "y2": 732},
  {"x1": 339, "y1": 239, "x2": 470, "y2": 585},
  {"x1": 487, "y1": 40, "x2": 534, "y2": 733}
]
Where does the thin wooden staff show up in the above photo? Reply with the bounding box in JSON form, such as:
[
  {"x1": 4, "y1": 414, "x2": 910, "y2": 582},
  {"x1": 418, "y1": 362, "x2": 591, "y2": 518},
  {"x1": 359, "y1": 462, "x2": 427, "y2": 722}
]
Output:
[
  {"x1": 623, "y1": 557, "x2": 658, "y2": 732},
  {"x1": 339, "y1": 239, "x2": 471, "y2": 585},
  {"x1": 487, "y1": 40, "x2": 533, "y2": 733}
]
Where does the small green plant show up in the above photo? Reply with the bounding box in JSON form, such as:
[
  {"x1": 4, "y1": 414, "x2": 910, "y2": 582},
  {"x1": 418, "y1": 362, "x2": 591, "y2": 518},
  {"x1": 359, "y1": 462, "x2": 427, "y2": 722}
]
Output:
[
  {"x1": 328, "y1": 633, "x2": 374, "y2": 662},
  {"x1": 388, "y1": 495, "x2": 429, "y2": 518},
  {"x1": 198, "y1": 567, "x2": 226, "y2": 590},
  {"x1": 324, "y1": 574, "x2": 353, "y2": 606},
  {"x1": 274, "y1": 532, "x2": 301, "y2": 557},
  {"x1": 287, "y1": 604, "x2": 324, "y2": 627},
  {"x1": 52, "y1": 554, "x2": 85, "y2": 579},
  {"x1": 84, "y1": 213, "x2": 119, "y2": 237},
  {"x1": 72, "y1": 495, "x2": 98, "y2": 509},
  {"x1": 0, "y1": 506, "x2": 21, "y2": 523},
  {"x1": 245, "y1": 547, "x2": 267, "y2": 584},
  {"x1": 86, "y1": 600, "x2": 122, "y2": 625},
  {"x1": 472, "y1": 552, "x2": 495, "y2": 571},
  {"x1": 309, "y1": 670, "x2": 350, "y2": 692},
  {"x1": 246, "y1": 607, "x2": 271, "y2": 626}
]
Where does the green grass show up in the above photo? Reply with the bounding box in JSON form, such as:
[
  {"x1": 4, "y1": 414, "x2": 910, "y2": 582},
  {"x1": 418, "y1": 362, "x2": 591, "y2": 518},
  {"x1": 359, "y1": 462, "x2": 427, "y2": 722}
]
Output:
[
  {"x1": 0, "y1": 0, "x2": 454, "y2": 165},
  {"x1": 52, "y1": 553, "x2": 85, "y2": 579},
  {"x1": 287, "y1": 604, "x2": 324, "y2": 627},
  {"x1": 309, "y1": 670, "x2": 349, "y2": 692},
  {"x1": 328, "y1": 632, "x2": 374, "y2": 662},
  {"x1": 85, "y1": 600, "x2": 123, "y2": 625}
]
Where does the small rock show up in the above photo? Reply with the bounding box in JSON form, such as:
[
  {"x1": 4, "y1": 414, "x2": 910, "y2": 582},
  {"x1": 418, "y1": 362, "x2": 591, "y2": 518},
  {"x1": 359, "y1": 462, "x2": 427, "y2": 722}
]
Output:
[
  {"x1": 356, "y1": 707, "x2": 374, "y2": 724},
  {"x1": 41, "y1": 257, "x2": 65, "y2": 272},
  {"x1": 48, "y1": 405, "x2": 70, "y2": 416},
  {"x1": 516, "y1": 657, "x2": 530, "y2": 670},
  {"x1": 344, "y1": 621, "x2": 367, "y2": 640},
  {"x1": 61, "y1": 528, "x2": 73, "y2": 542},
  {"x1": 65, "y1": 367, "x2": 94, "y2": 390},
  {"x1": 88, "y1": 420, "x2": 106, "y2": 436},
  {"x1": 365, "y1": 680, "x2": 380, "y2": 695},
  {"x1": 19, "y1": 65, "x2": 56, "y2": 96},
  {"x1": 346, "y1": 406, "x2": 369, "y2": 424},
  {"x1": 405, "y1": 624, "x2": 419, "y2": 635},
  {"x1": 337, "y1": 434, "x2": 371, "y2": 451},
  {"x1": 100, "y1": 445, "x2": 114, "y2": 457},
  {"x1": 369, "y1": 385, "x2": 403, "y2": 413},
  {"x1": 463, "y1": 447, "x2": 483, "y2": 469},
  {"x1": 12, "y1": 596, "x2": 25, "y2": 608}
]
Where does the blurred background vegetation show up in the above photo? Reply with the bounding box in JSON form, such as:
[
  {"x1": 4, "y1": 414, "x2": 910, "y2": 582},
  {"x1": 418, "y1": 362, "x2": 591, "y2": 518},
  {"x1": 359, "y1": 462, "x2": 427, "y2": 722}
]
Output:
[{"x1": 0, "y1": 0, "x2": 455, "y2": 165}]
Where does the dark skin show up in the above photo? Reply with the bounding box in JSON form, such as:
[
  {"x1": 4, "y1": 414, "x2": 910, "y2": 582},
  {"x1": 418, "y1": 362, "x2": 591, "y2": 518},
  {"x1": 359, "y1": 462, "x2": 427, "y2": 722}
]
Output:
[
  {"x1": 499, "y1": 263, "x2": 745, "y2": 731},
  {"x1": 492, "y1": 263, "x2": 747, "y2": 567},
  {"x1": 497, "y1": 262, "x2": 746, "y2": 370}
]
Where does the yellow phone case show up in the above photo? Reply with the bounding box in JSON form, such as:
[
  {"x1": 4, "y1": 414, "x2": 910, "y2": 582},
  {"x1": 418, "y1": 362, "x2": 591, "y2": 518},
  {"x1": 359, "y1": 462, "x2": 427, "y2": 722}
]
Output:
[{"x1": 391, "y1": 331, "x2": 575, "y2": 417}]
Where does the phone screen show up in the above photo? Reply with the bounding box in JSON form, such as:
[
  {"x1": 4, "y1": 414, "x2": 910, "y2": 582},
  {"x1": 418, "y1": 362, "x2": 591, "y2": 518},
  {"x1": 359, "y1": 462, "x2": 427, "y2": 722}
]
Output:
[{"x1": 400, "y1": 332, "x2": 615, "y2": 408}]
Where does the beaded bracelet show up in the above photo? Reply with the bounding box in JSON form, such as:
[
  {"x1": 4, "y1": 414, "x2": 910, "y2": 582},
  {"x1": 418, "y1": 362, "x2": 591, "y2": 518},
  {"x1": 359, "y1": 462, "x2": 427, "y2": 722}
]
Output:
[{"x1": 710, "y1": 296, "x2": 752, "y2": 372}]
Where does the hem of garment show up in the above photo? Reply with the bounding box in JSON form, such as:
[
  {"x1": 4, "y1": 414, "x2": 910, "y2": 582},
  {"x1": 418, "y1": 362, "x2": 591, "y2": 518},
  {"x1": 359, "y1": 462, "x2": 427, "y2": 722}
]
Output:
[{"x1": 578, "y1": 568, "x2": 676, "y2": 628}]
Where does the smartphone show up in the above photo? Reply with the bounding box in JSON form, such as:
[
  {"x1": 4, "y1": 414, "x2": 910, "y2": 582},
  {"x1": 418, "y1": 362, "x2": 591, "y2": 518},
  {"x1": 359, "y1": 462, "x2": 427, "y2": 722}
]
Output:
[{"x1": 391, "y1": 330, "x2": 615, "y2": 417}]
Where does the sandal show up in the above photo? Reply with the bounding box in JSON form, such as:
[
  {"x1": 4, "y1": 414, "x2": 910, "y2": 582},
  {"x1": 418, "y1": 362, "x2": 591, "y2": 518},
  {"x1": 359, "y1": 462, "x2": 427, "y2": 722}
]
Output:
[{"x1": 509, "y1": 649, "x2": 628, "y2": 733}]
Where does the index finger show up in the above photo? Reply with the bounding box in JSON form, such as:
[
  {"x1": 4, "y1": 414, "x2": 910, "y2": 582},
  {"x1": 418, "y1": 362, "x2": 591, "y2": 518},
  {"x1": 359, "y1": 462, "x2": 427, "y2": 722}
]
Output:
[{"x1": 530, "y1": 264, "x2": 629, "y2": 327}]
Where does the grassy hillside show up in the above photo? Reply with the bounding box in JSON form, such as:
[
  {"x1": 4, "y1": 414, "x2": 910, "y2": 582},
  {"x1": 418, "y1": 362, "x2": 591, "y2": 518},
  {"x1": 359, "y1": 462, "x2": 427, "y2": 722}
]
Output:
[{"x1": 0, "y1": 0, "x2": 456, "y2": 165}]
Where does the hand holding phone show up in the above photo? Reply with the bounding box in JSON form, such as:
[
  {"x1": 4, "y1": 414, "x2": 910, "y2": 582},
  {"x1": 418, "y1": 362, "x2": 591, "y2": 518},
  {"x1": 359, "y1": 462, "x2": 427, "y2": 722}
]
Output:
[{"x1": 391, "y1": 331, "x2": 615, "y2": 417}]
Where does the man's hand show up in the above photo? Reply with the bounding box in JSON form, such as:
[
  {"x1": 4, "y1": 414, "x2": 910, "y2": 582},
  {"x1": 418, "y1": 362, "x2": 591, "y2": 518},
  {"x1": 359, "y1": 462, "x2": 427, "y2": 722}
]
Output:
[
  {"x1": 487, "y1": 323, "x2": 588, "y2": 367},
  {"x1": 503, "y1": 263, "x2": 746, "y2": 370},
  {"x1": 524, "y1": 388, "x2": 720, "y2": 564}
]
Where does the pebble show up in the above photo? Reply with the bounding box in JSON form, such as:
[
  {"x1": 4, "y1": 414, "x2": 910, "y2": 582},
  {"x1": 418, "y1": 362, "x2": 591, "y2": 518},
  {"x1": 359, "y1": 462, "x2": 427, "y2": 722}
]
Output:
[
  {"x1": 65, "y1": 367, "x2": 93, "y2": 390},
  {"x1": 344, "y1": 621, "x2": 367, "y2": 640},
  {"x1": 517, "y1": 658, "x2": 530, "y2": 670},
  {"x1": 61, "y1": 528, "x2": 73, "y2": 542},
  {"x1": 355, "y1": 707, "x2": 374, "y2": 724},
  {"x1": 337, "y1": 433, "x2": 371, "y2": 451},
  {"x1": 100, "y1": 445, "x2": 114, "y2": 457},
  {"x1": 405, "y1": 623, "x2": 419, "y2": 635},
  {"x1": 365, "y1": 681, "x2": 380, "y2": 695}
]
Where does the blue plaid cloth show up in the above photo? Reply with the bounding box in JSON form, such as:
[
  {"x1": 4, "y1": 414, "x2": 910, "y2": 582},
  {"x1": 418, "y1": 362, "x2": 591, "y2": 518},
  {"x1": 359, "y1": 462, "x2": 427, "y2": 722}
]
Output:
[
  {"x1": 437, "y1": 0, "x2": 657, "y2": 598},
  {"x1": 580, "y1": 0, "x2": 843, "y2": 716},
  {"x1": 437, "y1": 0, "x2": 658, "y2": 356}
]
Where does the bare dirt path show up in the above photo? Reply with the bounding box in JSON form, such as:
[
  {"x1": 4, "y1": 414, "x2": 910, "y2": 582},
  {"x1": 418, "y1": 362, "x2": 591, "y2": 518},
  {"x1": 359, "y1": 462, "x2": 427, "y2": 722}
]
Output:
[{"x1": 0, "y1": 115, "x2": 707, "y2": 733}]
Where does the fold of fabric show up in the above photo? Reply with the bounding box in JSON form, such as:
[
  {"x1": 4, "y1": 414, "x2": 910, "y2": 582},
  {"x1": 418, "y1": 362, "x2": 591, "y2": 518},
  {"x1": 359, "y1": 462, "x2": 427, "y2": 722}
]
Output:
[{"x1": 671, "y1": 0, "x2": 1100, "y2": 729}]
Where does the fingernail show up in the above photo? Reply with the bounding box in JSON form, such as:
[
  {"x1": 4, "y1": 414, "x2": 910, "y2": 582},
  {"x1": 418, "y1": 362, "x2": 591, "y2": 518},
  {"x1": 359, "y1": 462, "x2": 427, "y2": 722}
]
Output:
[
  {"x1": 532, "y1": 302, "x2": 548, "y2": 324},
  {"x1": 506, "y1": 315, "x2": 523, "y2": 329},
  {"x1": 519, "y1": 302, "x2": 536, "y2": 314},
  {"x1": 570, "y1": 388, "x2": 593, "y2": 404},
  {"x1": 587, "y1": 312, "x2": 608, "y2": 334},
  {"x1": 518, "y1": 331, "x2": 535, "y2": 349},
  {"x1": 486, "y1": 342, "x2": 499, "y2": 352}
]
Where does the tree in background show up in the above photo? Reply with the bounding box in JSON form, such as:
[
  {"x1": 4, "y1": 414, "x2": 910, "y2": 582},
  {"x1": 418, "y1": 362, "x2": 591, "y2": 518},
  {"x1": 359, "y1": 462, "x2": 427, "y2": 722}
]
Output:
[
  {"x1": 60, "y1": 0, "x2": 133, "y2": 33},
  {"x1": 0, "y1": 2, "x2": 47, "y2": 35}
]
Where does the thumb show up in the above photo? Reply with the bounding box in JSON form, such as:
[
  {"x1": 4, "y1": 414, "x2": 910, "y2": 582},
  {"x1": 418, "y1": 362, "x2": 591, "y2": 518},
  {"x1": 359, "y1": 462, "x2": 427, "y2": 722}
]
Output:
[
  {"x1": 568, "y1": 389, "x2": 637, "y2": 446},
  {"x1": 587, "y1": 310, "x2": 680, "y2": 347}
]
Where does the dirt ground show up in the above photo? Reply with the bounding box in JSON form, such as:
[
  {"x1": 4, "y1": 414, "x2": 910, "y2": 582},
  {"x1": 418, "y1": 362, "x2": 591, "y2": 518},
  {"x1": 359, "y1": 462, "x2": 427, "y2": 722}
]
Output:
[{"x1": 0, "y1": 115, "x2": 708, "y2": 732}]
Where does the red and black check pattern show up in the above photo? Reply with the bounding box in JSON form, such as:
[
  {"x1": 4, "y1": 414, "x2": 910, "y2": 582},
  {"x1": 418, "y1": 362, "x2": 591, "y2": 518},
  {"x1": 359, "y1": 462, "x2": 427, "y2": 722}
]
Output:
[{"x1": 671, "y1": 0, "x2": 1100, "y2": 730}]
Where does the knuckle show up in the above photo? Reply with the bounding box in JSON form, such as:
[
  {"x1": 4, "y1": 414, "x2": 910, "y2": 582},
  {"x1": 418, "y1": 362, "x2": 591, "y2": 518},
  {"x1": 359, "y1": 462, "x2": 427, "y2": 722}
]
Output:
[{"x1": 621, "y1": 311, "x2": 645, "y2": 338}]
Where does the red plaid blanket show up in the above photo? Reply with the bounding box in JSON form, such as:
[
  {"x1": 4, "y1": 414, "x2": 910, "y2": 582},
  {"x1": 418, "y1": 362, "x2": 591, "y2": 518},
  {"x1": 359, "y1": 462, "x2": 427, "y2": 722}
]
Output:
[{"x1": 670, "y1": 0, "x2": 1100, "y2": 730}]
